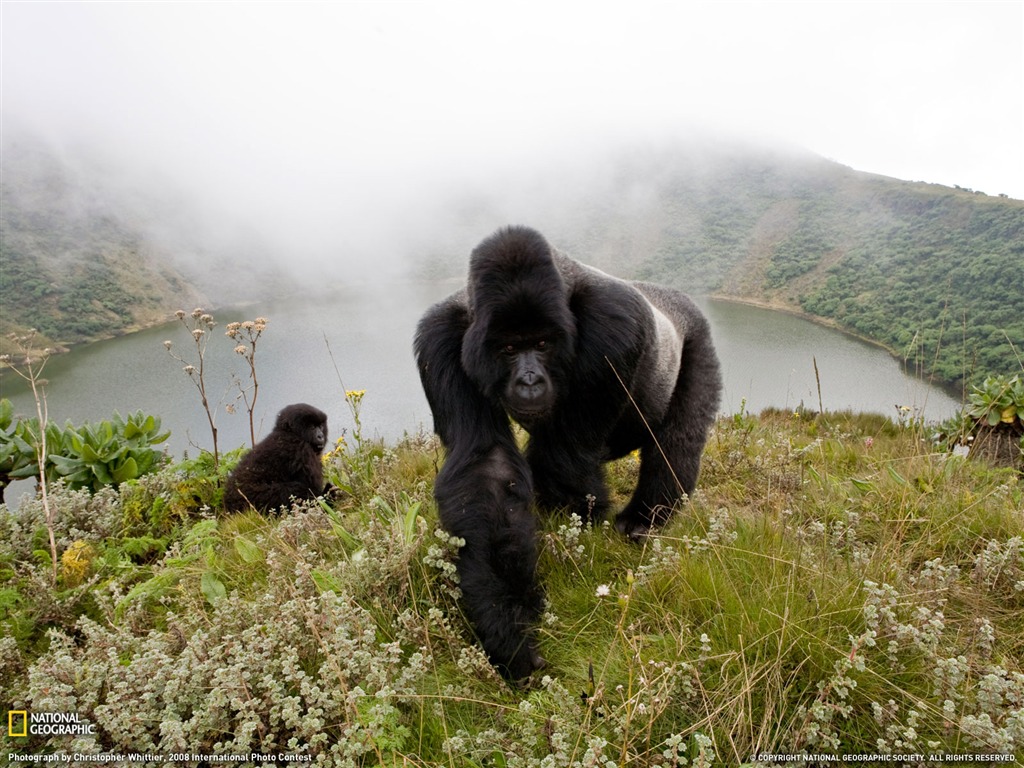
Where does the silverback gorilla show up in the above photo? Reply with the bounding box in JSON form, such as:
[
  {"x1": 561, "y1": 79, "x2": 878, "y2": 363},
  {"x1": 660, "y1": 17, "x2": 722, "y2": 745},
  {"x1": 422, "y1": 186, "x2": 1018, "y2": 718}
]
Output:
[
  {"x1": 414, "y1": 226, "x2": 721, "y2": 680},
  {"x1": 223, "y1": 403, "x2": 330, "y2": 513}
]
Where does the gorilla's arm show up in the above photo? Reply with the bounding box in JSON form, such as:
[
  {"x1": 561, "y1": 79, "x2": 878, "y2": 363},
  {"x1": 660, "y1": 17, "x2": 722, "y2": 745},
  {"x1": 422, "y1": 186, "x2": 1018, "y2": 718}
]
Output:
[
  {"x1": 414, "y1": 298, "x2": 546, "y2": 679},
  {"x1": 433, "y1": 444, "x2": 545, "y2": 679}
]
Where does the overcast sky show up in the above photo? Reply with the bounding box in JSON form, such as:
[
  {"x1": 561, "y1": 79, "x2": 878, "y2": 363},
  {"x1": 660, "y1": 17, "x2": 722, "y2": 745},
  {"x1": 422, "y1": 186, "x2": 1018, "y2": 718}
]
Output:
[{"x1": 2, "y1": 1, "x2": 1022, "y2": 253}]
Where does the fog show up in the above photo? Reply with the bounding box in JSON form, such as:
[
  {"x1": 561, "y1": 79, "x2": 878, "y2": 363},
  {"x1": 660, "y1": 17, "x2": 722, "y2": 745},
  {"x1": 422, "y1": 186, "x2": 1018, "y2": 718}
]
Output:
[{"x1": 2, "y1": 1, "x2": 1021, "y2": 286}]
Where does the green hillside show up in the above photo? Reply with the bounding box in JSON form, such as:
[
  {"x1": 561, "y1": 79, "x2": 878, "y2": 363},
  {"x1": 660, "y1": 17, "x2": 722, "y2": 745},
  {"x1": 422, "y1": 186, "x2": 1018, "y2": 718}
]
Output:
[
  {"x1": 0, "y1": 138, "x2": 207, "y2": 352},
  {"x1": 581, "y1": 149, "x2": 1023, "y2": 391},
  {"x1": 0, "y1": 133, "x2": 295, "y2": 357}
]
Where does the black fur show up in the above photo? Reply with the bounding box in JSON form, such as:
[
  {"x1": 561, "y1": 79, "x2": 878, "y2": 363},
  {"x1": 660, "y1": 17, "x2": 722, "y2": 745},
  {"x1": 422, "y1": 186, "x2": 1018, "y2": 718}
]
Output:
[
  {"x1": 414, "y1": 226, "x2": 722, "y2": 680},
  {"x1": 224, "y1": 403, "x2": 329, "y2": 513}
]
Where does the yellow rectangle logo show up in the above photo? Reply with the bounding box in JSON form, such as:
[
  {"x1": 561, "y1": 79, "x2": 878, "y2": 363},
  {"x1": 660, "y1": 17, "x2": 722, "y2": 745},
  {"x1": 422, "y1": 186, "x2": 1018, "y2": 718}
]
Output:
[{"x1": 8, "y1": 710, "x2": 28, "y2": 737}]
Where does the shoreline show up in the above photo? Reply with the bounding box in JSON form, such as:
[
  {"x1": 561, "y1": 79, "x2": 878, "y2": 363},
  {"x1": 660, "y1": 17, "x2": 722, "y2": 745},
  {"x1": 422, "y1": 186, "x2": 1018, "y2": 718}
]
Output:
[{"x1": 707, "y1": 293, "x2": 965, "y2": 403}]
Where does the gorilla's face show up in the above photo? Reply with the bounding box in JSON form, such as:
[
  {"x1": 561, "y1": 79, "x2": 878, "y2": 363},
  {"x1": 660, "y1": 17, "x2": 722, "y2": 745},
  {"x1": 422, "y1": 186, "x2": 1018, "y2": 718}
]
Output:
[
  {"x1": 278, "y1": 404, "x2": 329, "y2": 452},
  {"x1": 498, "y1": 336, "x2": 557, "y2": 425},
  {"x1": 458, "y1": 226, "x2": 577, "y2": 430},
  {"x1": 306, "y1": 419, "x2": 328, "y2": 452}
]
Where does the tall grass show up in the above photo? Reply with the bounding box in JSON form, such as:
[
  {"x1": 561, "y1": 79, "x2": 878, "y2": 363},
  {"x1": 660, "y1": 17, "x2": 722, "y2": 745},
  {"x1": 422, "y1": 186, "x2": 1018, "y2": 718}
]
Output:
[{"x1": 1, "y1": 410, "x2": 1022, "y2": 765}]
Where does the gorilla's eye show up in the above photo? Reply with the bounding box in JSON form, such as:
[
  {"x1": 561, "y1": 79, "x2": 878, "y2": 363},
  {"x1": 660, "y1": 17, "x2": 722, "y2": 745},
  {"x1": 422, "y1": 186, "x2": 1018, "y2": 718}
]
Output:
[
  {"x1": 503, "y1": 344, "x2": 517, "y2": 355},
  {"x1": 536, "y1": 340, "x2": 547, "y2": 350}
]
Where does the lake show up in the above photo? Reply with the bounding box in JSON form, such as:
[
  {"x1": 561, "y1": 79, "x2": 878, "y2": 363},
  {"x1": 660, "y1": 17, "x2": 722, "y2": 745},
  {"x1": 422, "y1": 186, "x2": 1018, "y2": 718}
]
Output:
[{"x1": 1, "y1": 282, "x2": 962, "y2": 465}]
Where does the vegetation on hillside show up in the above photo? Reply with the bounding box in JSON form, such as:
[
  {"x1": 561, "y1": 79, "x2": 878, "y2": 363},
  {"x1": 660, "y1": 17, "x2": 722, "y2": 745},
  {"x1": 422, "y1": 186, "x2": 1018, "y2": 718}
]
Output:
[
  {"x1": 418, "y1": 146, "x2": 1023, "y2": 394},
  {"x1": 0, "y1": 138, "x2": 207, "y2": 350},
  {"x1": 0, "y1": 133, "x2": 291, "y2": 354},
  {"x1": 2, "y1": 402, "x2": 1023, "y2": 763},
  {"x1": 620, "y1": 153, "x2": 1024, "y2": 393}
]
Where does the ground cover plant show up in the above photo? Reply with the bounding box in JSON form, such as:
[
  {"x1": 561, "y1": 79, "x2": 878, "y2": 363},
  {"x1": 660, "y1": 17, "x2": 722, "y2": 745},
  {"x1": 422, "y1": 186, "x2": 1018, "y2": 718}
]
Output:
[{"x1": 1, "y1": 399, "x2": 1022, "y2": 766}]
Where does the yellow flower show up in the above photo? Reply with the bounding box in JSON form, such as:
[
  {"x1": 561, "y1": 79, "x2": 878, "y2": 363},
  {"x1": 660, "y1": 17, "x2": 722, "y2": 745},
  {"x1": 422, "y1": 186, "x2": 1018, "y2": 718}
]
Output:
[
  {"x1": 61, "y1": 540, "x2": 95, "y2": 586},
  {"x1": 321, "y1": 436, "x2": 348, "y2": 463}
]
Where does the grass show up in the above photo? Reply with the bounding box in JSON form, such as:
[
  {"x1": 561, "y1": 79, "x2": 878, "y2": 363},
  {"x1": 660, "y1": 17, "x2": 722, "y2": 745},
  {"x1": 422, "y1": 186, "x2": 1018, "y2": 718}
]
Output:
[{"x1": 1, "y1": 410, "x2": 1022, "y2": 765}]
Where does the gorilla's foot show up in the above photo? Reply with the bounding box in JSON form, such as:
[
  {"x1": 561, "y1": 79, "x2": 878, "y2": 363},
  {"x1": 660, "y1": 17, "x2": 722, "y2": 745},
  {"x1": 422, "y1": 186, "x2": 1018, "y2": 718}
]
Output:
[{"x1": 614, "y1": 511, "x2": 653, "y2": 540}]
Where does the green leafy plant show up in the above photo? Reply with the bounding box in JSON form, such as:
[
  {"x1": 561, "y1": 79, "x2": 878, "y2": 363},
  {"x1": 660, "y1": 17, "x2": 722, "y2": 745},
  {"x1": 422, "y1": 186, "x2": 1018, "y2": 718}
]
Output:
[
  {"x1": 0, "y1": 397, "x2": 38, "y2": 489},
  {"x1": 966, "y1": 374, "x2": 1024, "y2": 427},
  {"x1": 47, "y1": 410, "x2": 170, "y2": 492},
  {"x1": 0, "y1": 399, "x2": 169, "y2": 493}
]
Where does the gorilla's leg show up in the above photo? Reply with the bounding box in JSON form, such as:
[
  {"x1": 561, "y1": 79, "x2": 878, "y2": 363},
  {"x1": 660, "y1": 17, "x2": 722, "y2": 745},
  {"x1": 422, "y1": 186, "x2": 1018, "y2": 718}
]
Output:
[
  {"x1": 527, "y1": 436, "x2": 610, "y2": 523},
  {"x1": 615, "y1": 306, "x2": 722, "y2": 538}
]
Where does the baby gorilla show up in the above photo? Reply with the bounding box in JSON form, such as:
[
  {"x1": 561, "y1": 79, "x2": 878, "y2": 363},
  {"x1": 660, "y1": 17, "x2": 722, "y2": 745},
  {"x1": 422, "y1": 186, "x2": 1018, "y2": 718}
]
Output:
[{"x1": 224, "y1": 403, "x2": 330, "y2": 513}]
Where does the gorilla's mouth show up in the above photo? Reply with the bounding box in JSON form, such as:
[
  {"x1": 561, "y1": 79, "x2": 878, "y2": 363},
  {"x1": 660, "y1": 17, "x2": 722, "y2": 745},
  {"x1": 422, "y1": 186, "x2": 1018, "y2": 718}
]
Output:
[{"x1": 507, "y1": 405, "x2": 551, "y2": 427}]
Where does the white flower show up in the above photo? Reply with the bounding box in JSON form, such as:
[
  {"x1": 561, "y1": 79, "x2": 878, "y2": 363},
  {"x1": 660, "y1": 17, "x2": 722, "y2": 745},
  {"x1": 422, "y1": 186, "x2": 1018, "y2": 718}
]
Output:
[{"x1": 595, "y1": 584, "x2": 611, "y2": 597}]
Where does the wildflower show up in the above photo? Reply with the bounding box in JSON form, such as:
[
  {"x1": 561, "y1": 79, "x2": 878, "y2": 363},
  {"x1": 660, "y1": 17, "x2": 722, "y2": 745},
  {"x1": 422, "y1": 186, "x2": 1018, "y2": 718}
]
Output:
[
  {"x1": 183, "y1": 365, "x2": 196, "y2": 375},
  {"x1": 175, "y1": 310, "x2": 186, "y2": 319},
  {"x1": 864, "y1": 437, "x2": 874, "y2": 449},
  {"x1": 61, "y1": 540, "x2": 95, "y2": 586},
  {"x1": 191, "y1": 308, "x2": 204, "y2": 319},
  {"x1": 595, "y1": 584, "x2": 611, "y2": 597},
  {"x1": 192, "y1": 329, "x2": 205, "y2": 340},
  {"x1": 234, "y1": 345, "x2": 247, "y2": 355},
  {"x1": 163, "y1": 340, "x2": 173, "y2": 349}
]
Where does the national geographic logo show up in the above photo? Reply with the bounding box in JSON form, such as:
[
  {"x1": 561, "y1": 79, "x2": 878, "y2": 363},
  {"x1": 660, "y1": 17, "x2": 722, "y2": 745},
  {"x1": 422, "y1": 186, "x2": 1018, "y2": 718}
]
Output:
[
  {"x1": 8, "y1": 710, "x2": 96, "y2": 737},
  {"x1": 9, "y1": 710, "x2": 27, "y2": 737}
]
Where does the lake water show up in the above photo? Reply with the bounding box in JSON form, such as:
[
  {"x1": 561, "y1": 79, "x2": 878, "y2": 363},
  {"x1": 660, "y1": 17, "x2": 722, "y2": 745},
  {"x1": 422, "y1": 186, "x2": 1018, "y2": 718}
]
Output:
[{"x1": 1, "y1": 282, "x2": 962, "y2": 465}]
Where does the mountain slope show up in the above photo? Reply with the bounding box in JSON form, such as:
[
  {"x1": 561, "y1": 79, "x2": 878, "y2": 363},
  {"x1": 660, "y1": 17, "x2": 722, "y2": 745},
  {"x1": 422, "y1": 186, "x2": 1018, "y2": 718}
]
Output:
[
  {"x1": 625, "y1": 152, "x2": 1024, "y2": 389},
  {"x1": 0, "y1": 136, "x2": 207, "y2": 349}
]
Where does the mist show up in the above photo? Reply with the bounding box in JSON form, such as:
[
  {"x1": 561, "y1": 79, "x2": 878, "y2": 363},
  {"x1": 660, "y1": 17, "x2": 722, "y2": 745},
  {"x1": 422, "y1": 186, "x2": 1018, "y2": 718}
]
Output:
[{"x1": 2, "y1": 2, "x2": 1021, "y2": 292}]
